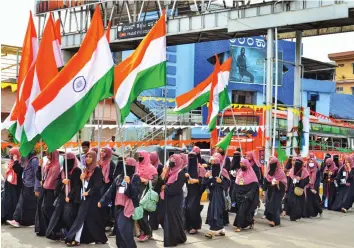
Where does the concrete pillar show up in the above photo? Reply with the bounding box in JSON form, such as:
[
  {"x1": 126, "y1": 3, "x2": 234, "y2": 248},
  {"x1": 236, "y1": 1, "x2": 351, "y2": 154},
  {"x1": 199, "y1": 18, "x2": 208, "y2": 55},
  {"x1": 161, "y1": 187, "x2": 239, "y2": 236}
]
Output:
[
  {"x1": 293, "y1": 30, "x2": 302, "y2": 155},
  {"x1": 62, "y1": 50, "x2": 75, "y2": 64},
  {"x1": 265, "y1": 28, "x2": 274, "y2": 168}
]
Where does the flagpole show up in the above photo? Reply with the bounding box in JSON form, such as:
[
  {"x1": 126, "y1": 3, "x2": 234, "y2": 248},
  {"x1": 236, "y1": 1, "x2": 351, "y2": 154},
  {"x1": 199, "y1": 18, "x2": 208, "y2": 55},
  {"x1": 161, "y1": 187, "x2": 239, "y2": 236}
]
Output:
[
  {"x1": 116, "y1": 106, "x2": 127, "y2": 176},
  {"x1": 77, "y1": 133, "x2": 85, "y2": 200},
  {"x1": 97, "y1": 99, "x2": 105, "y2": 160},
  {"x1": 163, "y1": 11, "x2": 168, "y2": 163},
  {"x1": 163, "y1": 85, "x2": 168, "y2": 163},
  {"x1": 272, "y1": 27, "x2": 279, "y2": 156},
  {"x1": 229, "y1": 106, "x2": 243, "y2": 156},
  {"x1": 218, "y1": 110, "x2": 225, "y2": 142},
  {"x1": 64, "y1": 147, "x2": 68, "y2": 197}
]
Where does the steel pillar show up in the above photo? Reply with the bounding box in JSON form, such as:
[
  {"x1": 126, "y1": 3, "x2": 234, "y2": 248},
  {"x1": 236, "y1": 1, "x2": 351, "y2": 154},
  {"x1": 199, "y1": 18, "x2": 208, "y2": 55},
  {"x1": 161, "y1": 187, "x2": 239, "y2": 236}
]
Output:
[
  {"x1": 265, "y1": 28, "x2": 274, "y2": 168},
  {"x1": 293, "y1": 30, "x2": 302, "y2": 155}
]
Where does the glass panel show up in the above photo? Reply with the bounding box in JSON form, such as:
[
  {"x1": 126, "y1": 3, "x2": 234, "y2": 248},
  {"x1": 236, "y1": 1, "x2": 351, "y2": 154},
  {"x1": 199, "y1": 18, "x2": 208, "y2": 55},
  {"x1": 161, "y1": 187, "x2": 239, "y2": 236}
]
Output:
[
  {"x1": 311, "y1": 123, "x2": 321, "y2": 131},
  {"x1": 322, "y1": 125, "x2": 332, "y2": 133},
  {"x1": 332, "y1": 126, "x2": 340, "y2": 134}
]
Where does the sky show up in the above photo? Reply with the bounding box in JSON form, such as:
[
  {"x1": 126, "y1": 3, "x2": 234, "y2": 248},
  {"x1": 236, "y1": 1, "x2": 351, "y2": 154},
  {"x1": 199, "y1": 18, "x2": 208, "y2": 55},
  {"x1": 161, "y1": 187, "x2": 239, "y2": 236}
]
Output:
[{"x1": 1, "y1": 1, "x2": 354, "y2": 62}]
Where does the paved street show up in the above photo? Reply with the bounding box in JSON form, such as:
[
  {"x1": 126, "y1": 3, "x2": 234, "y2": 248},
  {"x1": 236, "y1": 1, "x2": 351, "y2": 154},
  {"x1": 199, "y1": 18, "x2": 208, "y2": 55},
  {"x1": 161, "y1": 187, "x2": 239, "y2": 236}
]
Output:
[{"x1": 2, "y1": 204, "x2": 354, "y2": 248}]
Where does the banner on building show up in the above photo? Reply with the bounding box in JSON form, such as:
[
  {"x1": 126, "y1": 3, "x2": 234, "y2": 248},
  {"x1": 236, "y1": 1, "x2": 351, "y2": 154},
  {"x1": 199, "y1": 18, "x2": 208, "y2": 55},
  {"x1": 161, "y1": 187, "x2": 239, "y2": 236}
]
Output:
[{"x1": 229, "y1": 37, "x2": 284, "y2": 86}]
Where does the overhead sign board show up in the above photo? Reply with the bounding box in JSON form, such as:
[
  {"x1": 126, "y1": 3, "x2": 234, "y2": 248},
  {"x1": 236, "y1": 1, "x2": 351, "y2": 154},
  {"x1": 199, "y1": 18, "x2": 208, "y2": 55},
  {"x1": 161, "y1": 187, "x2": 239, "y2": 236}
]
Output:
[{"x1": 117, "y1": 19, "x2": 158, "y2": 40}]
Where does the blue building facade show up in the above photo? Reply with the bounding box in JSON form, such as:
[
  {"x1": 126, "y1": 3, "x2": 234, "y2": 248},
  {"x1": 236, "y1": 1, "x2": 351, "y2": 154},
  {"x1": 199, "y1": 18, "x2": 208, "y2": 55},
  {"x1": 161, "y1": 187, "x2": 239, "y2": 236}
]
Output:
[{"x1": 123, "y1": 37, "x2": 334, "y2": 140}]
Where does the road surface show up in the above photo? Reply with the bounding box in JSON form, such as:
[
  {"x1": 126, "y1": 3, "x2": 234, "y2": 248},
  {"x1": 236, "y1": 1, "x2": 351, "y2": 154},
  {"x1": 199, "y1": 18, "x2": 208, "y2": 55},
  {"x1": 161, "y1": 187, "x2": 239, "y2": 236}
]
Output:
[{"x1": 2, "y1": 204, "x2": 354, "y2": 248}]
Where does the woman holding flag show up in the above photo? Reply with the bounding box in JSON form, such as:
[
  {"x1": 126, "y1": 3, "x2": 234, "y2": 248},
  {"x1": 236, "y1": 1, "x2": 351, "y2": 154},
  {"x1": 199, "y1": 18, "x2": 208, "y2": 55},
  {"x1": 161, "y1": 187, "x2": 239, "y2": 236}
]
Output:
[
  {"x1": 99, "y1": 157, "x2": 139, "y2": 248},
  {"x1": 233, "y1": 158, "x2": 259, "y2": 232},
  {"x1": 35, "y1": 150, "x2": 61, "y2": 236},
  {"x1": 65, "y1": 150, "x2": 107, "y2": 246},
  {"x1": 204, "y1": 154, "x2": 230, "y2": 239},
  {"x1": 160, "y1": 154, "x2": 187, "y2": 247},
  {"x1": 98, "y1": 146, "x2": 116, "y2": 231},
  {"x1": 263, "y1": 157, "x2": 287, "y2": 226},
  {"x1": 46, "y1": 152, "x2": 82, "y2": 241}
]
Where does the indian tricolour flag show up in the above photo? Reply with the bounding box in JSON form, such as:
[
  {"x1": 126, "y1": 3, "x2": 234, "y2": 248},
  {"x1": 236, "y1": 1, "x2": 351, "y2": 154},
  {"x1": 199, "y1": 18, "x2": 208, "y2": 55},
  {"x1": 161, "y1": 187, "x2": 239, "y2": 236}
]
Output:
[
  {"x1": 174, "y1": 58, "x2": 232, "y2": 114},
  {"x1": 207, "y1": 56, "x2": 231, "y2": 131},
  {"x1": 31, "y1": 6, "x2": 114, "y2": 152},
  {"x1": 19, "y1": 15, "x2": 64, "y2": 156},
  {"x1": 174, "y1": 75, "x2": 211, "y2": 114},
  {"x1": 114, "y1": 12, "x2": 166, "y2": 124},
  {"x1": 2, "y1": 12, "x2": 38, "y2": 142}
]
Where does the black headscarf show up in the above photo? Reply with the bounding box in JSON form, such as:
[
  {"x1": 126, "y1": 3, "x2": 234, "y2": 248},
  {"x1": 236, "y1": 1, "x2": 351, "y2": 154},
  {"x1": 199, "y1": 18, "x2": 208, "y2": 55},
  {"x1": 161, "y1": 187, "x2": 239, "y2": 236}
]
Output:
[
  {"x1": 294, "y1": 160, "x2": 303, "y2": 176},
  {"x1": 187, "y1": 153, "x2": 198, "y2": 178},
  {"x1": 268, "y1": 162, "x2": 277, "y2": 176},
  {"x1": 285, "y1": 156, "x2": 293, "y2": 170},
  {"x1": 232, "y1": 151, "x2": 241, "y2": 171},
  {"x1": 212, "y1": 163, "x2": 221, "y2": 177}
]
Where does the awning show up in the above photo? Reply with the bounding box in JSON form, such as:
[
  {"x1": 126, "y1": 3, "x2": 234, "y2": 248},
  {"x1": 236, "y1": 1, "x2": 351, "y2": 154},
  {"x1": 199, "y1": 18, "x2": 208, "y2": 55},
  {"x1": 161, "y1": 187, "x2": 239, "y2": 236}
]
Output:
[{"x1": 1, "y1": 82, "x2": 17, "y2": 92}]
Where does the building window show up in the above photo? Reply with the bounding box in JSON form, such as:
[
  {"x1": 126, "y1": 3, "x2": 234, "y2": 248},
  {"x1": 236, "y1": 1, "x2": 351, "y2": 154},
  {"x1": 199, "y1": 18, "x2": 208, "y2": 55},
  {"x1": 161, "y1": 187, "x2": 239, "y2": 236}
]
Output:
[
  {"x1": 231, "y1": 91, "x2": 255, "y2": 104},
  {"x1": 352, "y1": 63, "x2": 354, "y2": 74},
  {"x1": 338, "y1": 64, "x2": 344, "y2": 67},
  {"x1": 351, "y1": 87, "x2": 354, "y2": 95},
  {"x1": 307, "y1": 94, "x2": 318, "y2": 112},
  {"x1": 336, "y1": 87, "x2": 343, "y2": 92}
]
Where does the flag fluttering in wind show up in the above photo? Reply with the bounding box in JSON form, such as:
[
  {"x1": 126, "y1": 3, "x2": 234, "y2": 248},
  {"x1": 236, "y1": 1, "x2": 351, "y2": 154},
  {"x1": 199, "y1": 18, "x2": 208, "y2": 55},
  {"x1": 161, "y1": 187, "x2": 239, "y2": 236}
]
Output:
[
  {"x1": 114, "y1": 12, "x2": 166, "y2": 124},
  {"x1": 174, "y1": 75, "x2": 211, "y2": 114},
  {"x1": 2, "y1": 12, "x2": 38, "y2": 142},
  {"x1": 32, "y1": 6, "x2": 114, "y2": 152},
  {"x1": 19, "y1": 14, "x2": 64, "y2": 156},
  {"x1": 174, "y1": 57, "x2": 232, "y2": 114},
  {"x1": 207, "y1": 56, "x2": 231, "y2": 131},
  {"x1": 216, "y1": 127, "x2": 235, "y2": 151}
]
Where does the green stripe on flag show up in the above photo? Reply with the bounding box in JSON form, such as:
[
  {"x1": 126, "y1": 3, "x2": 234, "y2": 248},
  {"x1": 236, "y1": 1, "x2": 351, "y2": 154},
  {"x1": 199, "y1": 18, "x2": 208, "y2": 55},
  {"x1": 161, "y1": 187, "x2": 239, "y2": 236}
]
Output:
[
  {"x1": 216, "y1": 127, "x2": 235, "y2": 151},
  {"x1": 8, "y1": 122, "x2": 19, "y2": 144},
  {"x1": 120, "y1": 61, "x2": 166, "y2": 124},
  {"x1": 19, "y1": 132, "x2": 40, "y2": 156},
  {"x1": 40, "y1": 68, "x2": 113, "y2": 152}
]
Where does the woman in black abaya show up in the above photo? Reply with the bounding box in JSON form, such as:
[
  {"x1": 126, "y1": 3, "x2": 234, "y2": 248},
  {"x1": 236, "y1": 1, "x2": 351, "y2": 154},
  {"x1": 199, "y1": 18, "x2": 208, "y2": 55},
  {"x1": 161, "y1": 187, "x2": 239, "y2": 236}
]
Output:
[
  {"x1": 35, "y1": 150, "x2": 61, "y2": 236},
  {"x1": 204, "y1": 155, "x2": 230, "y2": 239},
  {"x1": 233, "y1": 158, "x2": 259, "y2": 232},
  {"x1": 161, "y1": 154, "x2": 187, "y2": 247},
  {"x1": 184, "y1": 152, "x2": 206, "y2": 234},
  {"x1": 282, "y1": 156, "x2": 295, "y2": 216},
  {"x1": 99, "y1": 158, "x2": 140, "y2": 248},
  {"x1": 65, "y1": 150, "x2": 107, "y2": 246},
  {"x1": 46, "y1": 152, "x2": 82, "y2": 240},
  {"x1": 263, "y1": 157, "x2": 287, "y2": 227},
  {"x1": 285, "y1": 158, "x2": 309, "y2": 221},
  {"x1": 332, "y1": 156, "x2": 354, "y2": 213},
  {"x1": 303, "y1": 154, "x2": 322, "y2": 218},
  {"x1": 2, "y1": 148, "x2": 23, "y2": 224},
  {"x1": 230, "y1": 149, "x2": 241, "y2": 213},
  {"x1": 321, "y1": 158, "x2": 338, "y2": 210}
]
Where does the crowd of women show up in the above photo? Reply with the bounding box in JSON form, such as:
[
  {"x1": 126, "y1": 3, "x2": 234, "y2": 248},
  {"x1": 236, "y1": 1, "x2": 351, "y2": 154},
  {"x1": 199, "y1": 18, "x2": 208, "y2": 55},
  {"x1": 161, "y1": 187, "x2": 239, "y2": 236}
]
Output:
[{"x1": 2, "y1": 142, "x2": 354, "y2": 247}]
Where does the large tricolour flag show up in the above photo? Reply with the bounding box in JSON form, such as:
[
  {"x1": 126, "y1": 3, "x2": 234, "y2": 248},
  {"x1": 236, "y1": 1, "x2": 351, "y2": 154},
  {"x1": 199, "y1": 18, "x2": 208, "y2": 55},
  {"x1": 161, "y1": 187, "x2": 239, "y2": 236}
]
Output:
[
  {"x1": 31, "y1": 6, "x2": 114, "y2": 152},
  {"x1": 114, "y1": 12, "x2": 166, "y2": 124},
  {"x1": 174, "y1": 58, "x2": 232, "y2": 114},
  {"x1": 19, "y1": 15, "x2": 64, "y2": 156},
  {"x1": 2, "y1": 12, "x2": 38, "y2": 141},
  {"x1": 207, "y1": 56, "x2": 231, "y2": 131}
]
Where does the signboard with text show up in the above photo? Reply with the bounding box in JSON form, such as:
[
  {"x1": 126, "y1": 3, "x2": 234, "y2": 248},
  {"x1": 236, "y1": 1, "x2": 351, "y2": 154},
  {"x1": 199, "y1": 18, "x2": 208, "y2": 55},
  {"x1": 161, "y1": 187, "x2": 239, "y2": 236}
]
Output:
[{"x1": 117, "y1": 19, "x2": 158, "y2": 40}]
